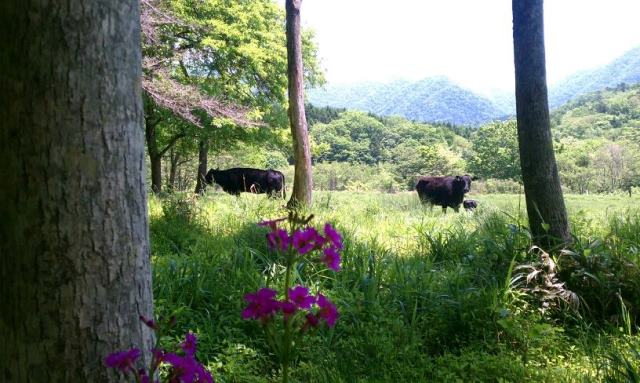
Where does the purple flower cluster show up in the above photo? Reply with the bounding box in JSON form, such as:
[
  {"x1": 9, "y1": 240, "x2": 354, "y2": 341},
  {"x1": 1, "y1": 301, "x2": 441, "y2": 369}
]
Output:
[
  {"x1": 104, "y1": 318, "x2": 213, "y2": 383},
  {"x1": 242, "y1": 285, "x2": 338, "y2": 329},
  {"x1": 260, "y1": 219, "x2": 344, "y2": 272}
]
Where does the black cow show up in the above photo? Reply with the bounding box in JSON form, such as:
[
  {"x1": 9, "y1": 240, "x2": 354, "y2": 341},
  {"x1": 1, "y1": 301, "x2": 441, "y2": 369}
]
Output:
[
  {"x1": 463, "y1": 199, "x2": 478, "y2": 211},
  {"x1": 205, "y1": 167, "x2": 286, "y2": 198},
  {"x1": 416, "y1": 175, "x2": 472, "y2": 213}
]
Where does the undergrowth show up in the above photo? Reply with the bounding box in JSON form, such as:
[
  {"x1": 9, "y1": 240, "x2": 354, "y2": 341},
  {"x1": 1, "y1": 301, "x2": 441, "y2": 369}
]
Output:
[{"x1": 150, "y1": 191, "x2": 640, "y2": 382}]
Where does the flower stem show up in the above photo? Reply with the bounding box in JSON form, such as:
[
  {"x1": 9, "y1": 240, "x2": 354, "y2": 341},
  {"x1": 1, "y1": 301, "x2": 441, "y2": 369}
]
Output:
[{"x1": 282, "y1": 250, "x2": 294, "y2": 383}]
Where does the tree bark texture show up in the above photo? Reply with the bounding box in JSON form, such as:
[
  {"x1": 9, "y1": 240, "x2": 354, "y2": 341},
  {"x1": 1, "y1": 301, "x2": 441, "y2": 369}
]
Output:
[
  {"x1": 0, "y1": 0, "x2": 155, "y2": 381},
  {"x1": 194, "y1": 138, "x2": 208, "y2": 194},
  {"x1": 512, "y1": 0, "x2": 571, "y2": 248},
  {"x1": 286, "y1": 0, "x2": 313, "y2": 207}
]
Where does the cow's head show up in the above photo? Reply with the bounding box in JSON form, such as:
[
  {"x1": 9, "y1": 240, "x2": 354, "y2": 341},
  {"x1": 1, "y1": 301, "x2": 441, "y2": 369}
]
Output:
[
  {"x1": 461, "y1": 174, "x2": 478, "y2": 193},
  {"x1": 205, "y1": 168, "x2": 219, "y2": 185}
]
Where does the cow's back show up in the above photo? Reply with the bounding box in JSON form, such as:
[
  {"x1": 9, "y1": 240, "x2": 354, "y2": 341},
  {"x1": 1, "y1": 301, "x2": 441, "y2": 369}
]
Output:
[{"x1": 416, "y1": 176, "x2": 465, "y2": 208}]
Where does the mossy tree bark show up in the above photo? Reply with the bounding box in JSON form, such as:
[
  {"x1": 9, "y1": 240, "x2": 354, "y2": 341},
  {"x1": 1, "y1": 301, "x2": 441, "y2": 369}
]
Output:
[
  {"x1": 512, "y1": 0, "x2": 571, "y2": 248},
  {"x1": 0, "y1": 0, "x2": 155, "y2": 381}
]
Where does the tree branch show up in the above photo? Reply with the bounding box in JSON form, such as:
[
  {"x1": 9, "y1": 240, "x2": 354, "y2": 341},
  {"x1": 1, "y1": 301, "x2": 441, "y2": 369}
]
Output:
[{"x1": 158, "y1": 132, "x2": 186, "y2": 157}]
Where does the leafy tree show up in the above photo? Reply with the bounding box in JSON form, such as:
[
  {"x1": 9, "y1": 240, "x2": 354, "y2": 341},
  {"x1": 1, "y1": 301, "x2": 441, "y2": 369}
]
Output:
[
  {"x1": 141, "y1": 0, "x2": 252, "y2": 193},
  {"x1": 1, "y1": 0, "x2": 153, "y2": 380},
  {"x1": 312, "y1": 111, "x2": 387, "y2": 164},
  {"x1": 468, "y1": 121, "x2": 521, "y2": 180},
  {"x1": 555, "y1": 138, "x2": 601, "y2": 194},
  {"x1": 512, "y1": 0, "x2": 571, "y2": 248},
  {"x1": 392, "y1": 143, "x2": 465, "y2": 188},
  {"x1": 142, "y1": 0, "x2": 323, "y2": 194}
]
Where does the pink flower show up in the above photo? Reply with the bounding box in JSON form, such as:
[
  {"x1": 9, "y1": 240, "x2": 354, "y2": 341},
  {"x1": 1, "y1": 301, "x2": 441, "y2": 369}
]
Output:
[
  {"x1": 104, "y1": 348, "x2": 141, "y2": 373},
  {"x1": 181, "y1": 332, "x2": 197, "y2": 357},
  {"x1": 292, "y1": 227, "x2": 325, "y2": 254},
  {"x1": 288, "y1": 285, "x2": 316, "y2": 309},
  {"x1": 267, "y1": 229, "x2": 291, "y2": 252},
  {"x1": 323, "y1": 223, "x2": 343, "y2": 250},
  {"x1": 165, "y1": 352, "x2": 214, "y2": 383},
  {"x1": 321, "y1": 247, "x2": 341, "y2": 271},
  {"x1": 317, "y1": 294, "x2": 339, "y2": 327},
  {"x1": 242, "y1": 288, "x2": 279, "y2": 321},
  {"x1": 258, "y1": 217, "x2": 287, "y2": 231}
]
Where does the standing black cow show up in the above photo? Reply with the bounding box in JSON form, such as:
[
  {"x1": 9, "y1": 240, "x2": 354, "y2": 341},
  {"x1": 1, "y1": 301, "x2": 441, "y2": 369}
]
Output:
[
  {"x1": 205, "y1": 167, "x2": 286, "y2": 198},
  {"x1": 416, "y1": 175, "x2": 472, "y2": 213}
]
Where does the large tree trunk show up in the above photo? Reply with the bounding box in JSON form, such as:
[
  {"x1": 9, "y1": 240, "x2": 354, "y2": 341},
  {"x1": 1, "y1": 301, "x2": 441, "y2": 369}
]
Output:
[
  {"x1": 194, "y1": 138, "x2": 209, "y2": 194},
  {"x1": 0, "y1": 0, "x2": 154, "y2": 381},
  {"x1": 512, "y1": 0, "x2": 571, "y2": 248},
  {"x1": 286, "y1": 0, "x2": 313, "y2": 208}
]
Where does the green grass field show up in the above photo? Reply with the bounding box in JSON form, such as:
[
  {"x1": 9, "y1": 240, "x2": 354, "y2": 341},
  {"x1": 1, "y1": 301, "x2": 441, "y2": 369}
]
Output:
[{"x1": 150, "y1": 191, "x2": 640, "y2": 382}]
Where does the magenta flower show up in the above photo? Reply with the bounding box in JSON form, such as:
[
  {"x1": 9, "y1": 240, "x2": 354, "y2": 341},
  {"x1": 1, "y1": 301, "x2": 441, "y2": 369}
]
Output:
[
  {"x1": 104, "y1": 348, "x2": 141, "y2": 372},
  {"x1": 292, "y1": 227, "x2": 325, "y2": 254},
  {"x1": 288, "y1": 285, "x2": 316, "y2": 309},
  {"x1": 317, "y1": 294, "x2": 339, "y2": 327},
  {"x1": 267, "y1": 229, "x2": 291, "y2": 252},
  {"x1": 258, "y1": 217, "x2": 287, "y2": 231},
  {"x1": 321, "y1": 247, "x2": 341, "y2": 272},
  {"x1": 278, "y1": 300, "x2": 297, "y2": 317},
  {"x1": 181, "y1": 332, "x2": 197, "y2": 357},
  {"x1": 242, "y1": 288, "x2": 279, "y2": 321},
  {"x1": 323, "y1": 223, "x2": 343, "y2": 250},
  {"x1": 165, "y1": 352, "x2": 214, "y2": 383}
]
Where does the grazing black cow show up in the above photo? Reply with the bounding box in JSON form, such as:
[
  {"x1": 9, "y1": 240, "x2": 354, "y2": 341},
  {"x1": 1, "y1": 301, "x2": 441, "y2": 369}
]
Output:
[
  {"x1": 205, "y1": 167, "x2": 286, "y2": 198},
  {"x1": 416, "y1": 175, "x2": 470, "y2": 213},
  {"x1": 463, "y1": 199, "x2": 478, "y2": 211}
]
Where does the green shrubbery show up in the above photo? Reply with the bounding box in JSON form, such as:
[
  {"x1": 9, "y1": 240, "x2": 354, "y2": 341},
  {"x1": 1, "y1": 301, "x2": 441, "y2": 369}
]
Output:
[{"x1": 150, "y1": 192, "x2": 640, "y2": 382}]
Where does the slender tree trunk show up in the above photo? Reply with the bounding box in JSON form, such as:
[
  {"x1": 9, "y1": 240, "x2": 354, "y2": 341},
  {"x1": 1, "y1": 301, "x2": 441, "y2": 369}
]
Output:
[
  {"x1": 145, "y1": 111, "x2": 163, "y2": 194},
  {"x1": 194, "y1": 138, "x2": 209, "y2": 194},
  {"x1": 168, "y1": 147, "x2": 180, "y2": 192},
  {"x1": 0, "y1": 0, "x2": 154, "y2": 381},
  {"x1": 286, "y1": 0, "x2": 313, "y2": 208},
  {"x1": 512, "y1": 0, "x2": 571, "y2": 248}
]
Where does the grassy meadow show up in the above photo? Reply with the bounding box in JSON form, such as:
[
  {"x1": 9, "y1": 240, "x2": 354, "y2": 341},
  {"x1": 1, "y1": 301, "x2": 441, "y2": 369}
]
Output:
[{"x1": 150, "y1": 191, "x2": 640, "y2": 382}]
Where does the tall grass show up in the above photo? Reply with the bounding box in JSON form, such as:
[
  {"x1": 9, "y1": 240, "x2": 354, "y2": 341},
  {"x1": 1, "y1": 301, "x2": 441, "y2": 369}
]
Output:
[{"x1": 150, "y1": 191, "x2": 640, "y2": 382}]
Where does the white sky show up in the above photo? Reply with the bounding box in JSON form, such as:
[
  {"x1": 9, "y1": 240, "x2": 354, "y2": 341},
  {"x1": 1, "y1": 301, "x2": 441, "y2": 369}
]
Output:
[{"x1": 278, "y1": 0, "x2": 640, "y2": 94}]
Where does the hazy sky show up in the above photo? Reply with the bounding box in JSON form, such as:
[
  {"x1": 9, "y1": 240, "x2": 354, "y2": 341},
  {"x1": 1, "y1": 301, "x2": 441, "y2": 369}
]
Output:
[{"x1": 279, "y1": 0, "x2": 640, "y2": 94}]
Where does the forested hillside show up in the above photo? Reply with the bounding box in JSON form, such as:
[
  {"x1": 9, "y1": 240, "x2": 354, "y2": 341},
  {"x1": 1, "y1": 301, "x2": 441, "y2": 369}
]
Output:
[
  {"x1": 549, "y1": 46, "x2": 640, "y2": 108},
  {"x1": 307, "y1": 77, "x2": 505, "y2": 126},
  {"x1": 308, "y1": 46, "x2": 640, "y2": 125}
]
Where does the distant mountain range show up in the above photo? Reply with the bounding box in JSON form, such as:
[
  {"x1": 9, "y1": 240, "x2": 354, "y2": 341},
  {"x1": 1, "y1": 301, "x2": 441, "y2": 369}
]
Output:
[{"x1": 307, "y1": 46, "x2": 640, "y2": 126}]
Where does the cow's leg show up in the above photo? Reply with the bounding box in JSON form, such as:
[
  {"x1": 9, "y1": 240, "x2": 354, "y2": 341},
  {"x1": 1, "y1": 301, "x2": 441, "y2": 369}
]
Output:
[
  {"x1": 453, "y1": 205, "x2": 460, "y2": 213},
  {"x1": 266, "y1": 188, "x2": 276, "y2": 198},
  {"x1": 442, "y1": 206, "x2": 447, "y2": 214}
]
